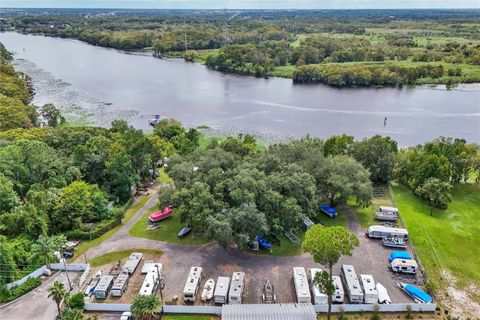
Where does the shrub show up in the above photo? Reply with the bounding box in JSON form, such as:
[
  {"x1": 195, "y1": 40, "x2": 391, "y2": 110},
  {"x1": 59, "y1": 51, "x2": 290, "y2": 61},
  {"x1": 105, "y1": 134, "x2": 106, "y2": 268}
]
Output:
[
  {"x1": 0, "y1": 277, "x2": 42, "y2": 303},
  {"x1": 68, "y1": 292, "x2": 85, "y2": 309}
]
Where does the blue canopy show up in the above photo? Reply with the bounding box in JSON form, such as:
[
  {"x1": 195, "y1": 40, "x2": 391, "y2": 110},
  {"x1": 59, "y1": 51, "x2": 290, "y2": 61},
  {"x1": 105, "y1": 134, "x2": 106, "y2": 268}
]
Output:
[
  {"x1": 320, "y1": 205, "x2": 337, "y2": 217},
  {"x1": 255, "y1": 235, "x2": 272, "y2": 249},
  {"x1": 389, "y1": 251, "x2": 412, "y2": 262},
  {"x1": 404, "y1": 284, "x2": 432, "y2": 303}
]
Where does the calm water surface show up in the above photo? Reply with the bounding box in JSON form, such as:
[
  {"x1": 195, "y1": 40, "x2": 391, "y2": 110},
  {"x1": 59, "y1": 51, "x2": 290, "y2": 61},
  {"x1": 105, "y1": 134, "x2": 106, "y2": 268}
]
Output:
[{"x1": 1, "y1": 32, "x2": 479, "y2": 145}]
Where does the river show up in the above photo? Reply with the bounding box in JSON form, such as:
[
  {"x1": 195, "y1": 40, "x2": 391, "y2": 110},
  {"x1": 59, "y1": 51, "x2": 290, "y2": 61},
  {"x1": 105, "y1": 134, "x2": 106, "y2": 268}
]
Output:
[{"x1": 1, "y1": 32, "x2": 479, "y2": 146}]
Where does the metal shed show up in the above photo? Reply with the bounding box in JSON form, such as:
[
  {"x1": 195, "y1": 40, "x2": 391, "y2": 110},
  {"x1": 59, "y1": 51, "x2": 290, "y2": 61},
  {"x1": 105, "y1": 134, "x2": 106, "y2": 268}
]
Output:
[{"x1": 221, "y1": 303, "x2": 317, "y2": 320}]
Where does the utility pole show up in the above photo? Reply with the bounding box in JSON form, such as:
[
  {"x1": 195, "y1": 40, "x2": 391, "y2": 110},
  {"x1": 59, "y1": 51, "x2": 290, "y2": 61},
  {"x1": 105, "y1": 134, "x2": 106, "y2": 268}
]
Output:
[
  {"x1": 156, "y1": 264, "x2": 163, "y2": 300},
  {"x1": 183, "y1": 17, "x2": 188, "y2": 53},
  {"x1": 62, "y1": 255, "x2": 72, "y2": 291}
]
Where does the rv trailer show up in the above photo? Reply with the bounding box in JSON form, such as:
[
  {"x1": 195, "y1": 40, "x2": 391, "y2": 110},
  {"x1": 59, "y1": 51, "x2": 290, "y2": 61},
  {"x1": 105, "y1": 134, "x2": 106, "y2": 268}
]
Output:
[
  {"x1": 228, "y1": 272, "x2": 245, "y2": 304},
  {"x1": 367, "y1": 225, "x2": 409, "y2": 240},
  {"x1": 214, "y1": 276, "x2": 231, "y2": 304},
  {"x1": 341, "y1": 265, "x2": 364, "y2": 304},
  {"x1": 309, "y1": 268, "x2": 328, "y2": 305},
  {"x1": 390, "y1": 258, "x2": 418, "y2": 274},
  {"x1": 122, "y1": 252, "x2": 143, "y2": 274},
  {"x1": 331, "y1": 276, "x2": 345, "y2": 303},
  {"x1": 94, "y1": 275, "x2": 114, "y2": 299},
  {"x1": 111, "y1": 273, "x2": 129, "y2": 297},
  {"x1": 359, "y1": 274, "x2": 378, "y2": 304},
  {"x1": 141, "y1": 261, "x2": 162, "y2": 274},
  {"x1": 293, "y1": 267, "x2": 311, "y2": 304},
  {"x1": 183, "y1": 266, "x2": 203, "y2": 302}
]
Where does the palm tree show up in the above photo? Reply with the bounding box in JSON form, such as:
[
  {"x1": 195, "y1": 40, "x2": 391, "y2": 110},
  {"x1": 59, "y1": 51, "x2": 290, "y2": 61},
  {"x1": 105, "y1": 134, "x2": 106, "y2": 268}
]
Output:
[
  {"x1": 31, "y1": 235, "x2": 67, "y2": 268},
  {"x1": 131, "y1": 294, "x2": 163, "y2": 320},
  {"x1": 48, "y1": 281, "x2": 66, "y2": 315}
]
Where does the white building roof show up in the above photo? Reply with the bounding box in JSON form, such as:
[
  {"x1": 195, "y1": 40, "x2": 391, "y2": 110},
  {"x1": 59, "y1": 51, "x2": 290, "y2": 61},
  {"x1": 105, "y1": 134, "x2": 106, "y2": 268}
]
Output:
[{"x1": 221, "y1": 303, "x2": 316, "y2": 320}]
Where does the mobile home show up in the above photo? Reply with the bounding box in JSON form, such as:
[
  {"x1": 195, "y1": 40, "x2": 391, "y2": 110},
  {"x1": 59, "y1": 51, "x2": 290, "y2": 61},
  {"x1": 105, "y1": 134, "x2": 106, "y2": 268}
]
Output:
[
  {"x1": 309, "y1": 268, "x2": 328, "y2": 305},
  {"x1": 122, "y1": 252, "x2": 143, "y2": 274},
  {"x1": 341, "y1": 265, "x2": 364, "y2": 304},
  {"x1": 390, "y1": 258, "x2": 418, "y2": 274},
  {"x1": 139, "y1": 266, "x2": 160, "y2": 296},
  {"x1": 367, "y1": 225, "x2": 409, "y2": 240},
  {"x1": 214, "y1": 276, "x2": 231, "y2": 304},
  {"x1": 111, "y1": 273, "x2": 129, "y2": 297},
  {"x1": 228, "y1": 272, "x2": 245, "y2": 304},
  {"x1": 94, "y1": 275, "x2": 114, "y2": 299},
  {"x1": 359, "y1": 274, "x2": 378, "y2": 304},
  {"x1": 331, "y1": 276, "x2": 344, "y2": 303},
  {"x1": 293, "y1": 267, "x2": 311, "y2": 304},
  {"x1": 183, "y1": 266, "x2": 202, "y2": 302}
]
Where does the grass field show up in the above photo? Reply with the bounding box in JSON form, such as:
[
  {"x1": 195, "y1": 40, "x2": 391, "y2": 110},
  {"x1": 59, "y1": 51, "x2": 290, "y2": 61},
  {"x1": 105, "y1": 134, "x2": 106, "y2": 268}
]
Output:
[
  {"x1": 89, "y1": 249, "x2": 163, "y2": 267},
  {"x1": 73, "y1": 195, "x2": 151, "y2": 259},
  {"x1": 129, "y1": 209, "x2": 210, "y2": 245},
  {"x1": 391, "y1": 183, "x2": 480, "y2": 287}
]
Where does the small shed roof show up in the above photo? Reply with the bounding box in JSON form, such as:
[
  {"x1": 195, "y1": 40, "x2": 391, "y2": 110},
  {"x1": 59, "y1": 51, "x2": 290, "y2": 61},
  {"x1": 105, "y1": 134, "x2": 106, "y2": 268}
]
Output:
[{"x1": 221, "y1": 303, "x2": 316, "y2": 320}]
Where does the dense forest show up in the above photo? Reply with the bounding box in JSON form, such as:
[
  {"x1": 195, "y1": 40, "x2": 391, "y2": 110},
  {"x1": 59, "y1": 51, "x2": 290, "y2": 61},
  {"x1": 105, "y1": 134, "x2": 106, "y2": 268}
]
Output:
[{"x1": 1, "y1": 9, "x2": 479, "y2": 86}]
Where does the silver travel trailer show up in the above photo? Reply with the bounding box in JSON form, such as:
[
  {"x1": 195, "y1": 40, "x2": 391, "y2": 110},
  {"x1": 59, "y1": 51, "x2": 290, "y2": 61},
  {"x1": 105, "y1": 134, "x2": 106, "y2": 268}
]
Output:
[
  {"x1": 375, "y1": 206, "x2": 399, "y2": 222},
  {"x1": 367, "y1": 225, "x2": 409, "y2": 240},
  {"x1": 341, "y1": 265, "x2": 364, "y2": 304},
  {"x1": 293, "y1": 267, "x2": 311, "y2": 304},
  {"x1": 139, "y1": 265, "x2": 162, "y2": 296},
  {"x1": 214, "y1": 276, "x2": 231, "y2": 304},
  {"x1": 141, "y1": 261, "x2": 162, "y2": 274},
  {"x1": 309, "y1": 268, "x2": 328, "y2": 305},
  {"x1": 359, "y1": 274, "x2": 378, "y2": 304},
  {"x1": 111, "y1": 273, "x2": 129, "y2": 297},
  {"x1": 228, "y1": 272, "x2": 245, "y2": 304},
  {"x1": 94, "y1": 275, "x2": 114, "y2": 299},
  {"x1": 183, "y1": 266, "x2": 202, "y2": 302},
  {"x1": 122, "y1": 252, "x2": 143, "y2": 274},
  {"x1": 390, "y1": 259, "x2": 418, "y2": 274},
  {"x1": 331, "y1": 276, "x2": 345, "y2": 303}
]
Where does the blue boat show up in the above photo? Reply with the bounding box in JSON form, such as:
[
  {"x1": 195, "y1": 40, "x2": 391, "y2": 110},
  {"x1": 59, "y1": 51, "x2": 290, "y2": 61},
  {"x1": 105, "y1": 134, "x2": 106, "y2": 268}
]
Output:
[
  {"x1": 255, "y1": 235, "x2": 272, "y2": 249},
  {"x1": 389, "y1": 251, "x2": 412, "y2": 262},
  {"x1": 399, "y1": 282, "x2": 433, "y2": 303},
  {"x1": 320, "y1": 205, "x2": 337, "y2": 218}
]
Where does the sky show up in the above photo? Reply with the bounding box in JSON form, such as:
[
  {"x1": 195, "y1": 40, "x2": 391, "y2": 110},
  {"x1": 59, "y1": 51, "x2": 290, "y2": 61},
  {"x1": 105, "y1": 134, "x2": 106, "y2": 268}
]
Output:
[{"x1": 1, "y1": 0, "x2": 479, "y2": 9}]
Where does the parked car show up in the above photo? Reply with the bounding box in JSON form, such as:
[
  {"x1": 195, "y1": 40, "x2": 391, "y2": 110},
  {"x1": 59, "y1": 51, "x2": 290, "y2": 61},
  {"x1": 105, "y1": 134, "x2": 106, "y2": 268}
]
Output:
[
  {"x1": 120, "y1": 311, "x2": 133, "y2": 320},
  {"x1": 320, "y1": 205, "x2": 337, "y2": 218},
  {"x1": 255, "y1": 235, "x2": 272, "y2": 249}
]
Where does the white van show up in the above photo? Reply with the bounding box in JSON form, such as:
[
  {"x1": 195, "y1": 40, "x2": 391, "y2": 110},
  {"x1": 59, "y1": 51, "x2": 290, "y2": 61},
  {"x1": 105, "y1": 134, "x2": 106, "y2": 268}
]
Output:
[{"x1": 390, "y1": 259, "x2": 418, "y2": 274}]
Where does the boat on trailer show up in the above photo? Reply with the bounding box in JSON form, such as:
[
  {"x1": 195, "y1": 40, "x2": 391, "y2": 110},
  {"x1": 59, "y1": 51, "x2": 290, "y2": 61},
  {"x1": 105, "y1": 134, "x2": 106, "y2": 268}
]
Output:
[
  {"x1": 375, "y1": 206, "x2": 399, "y2": 222},
  {"x1": 263, "y1": 280, "x2": 276, "y2": 303},
  {"x1": 201, "y1": 278, "x2": 215, "y2": 301},
  {"x1": 398, "y1": 282, "x2": 432, "y2": 303},
  {"x1": 383, "y1": 236, "x2": 408, "y2": 248},
  {"x1": 149, "y1": 207, "x2": 172, "y2": 223}
]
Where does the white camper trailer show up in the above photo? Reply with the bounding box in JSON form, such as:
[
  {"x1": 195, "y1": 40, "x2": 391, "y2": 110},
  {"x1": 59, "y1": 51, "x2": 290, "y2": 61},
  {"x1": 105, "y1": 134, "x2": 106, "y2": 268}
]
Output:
[
  {"x1": 214, "y1": 276, "x2": 231, "y2": 304},
  {"x1": 331, "y1": 276, "x2": 345, "y2": 303},
  {"x1": 183, "y1": 266, "x2": 202, "y2": 302},
  {"x1": 228, "y1": 272, "x2": 245, "y2": 304},
  {"x1": 141, "y1": 261, "x2": 162, "y2": 274},
  {"x1": 111, "y1": 273, "x2": 129, "y2": 297},
  {"x1": 139, "y1": 266, "x2": 161, "y2": 296},
  {"x1": 367, "y1": 225, "x2": 408, "y2": 240},
  {"x1": 293, "y1": 267, "x2": 311, "y2": 304},
  {"x1": 359, "y1": 274, "x2": 378, "y2": 304},
  {"x1": 122, "y1": 252, "x2": 143, "y2": 274},
  {"x1": 94, "y1": 275, "x2": 114, "y2": 299},
  {"x1": 390, "y1": 259, "x2": 418, "y2": 274},
  {"x1": 309, "y1": 268, "x2": 328, "y2": 305},
  {"x1": 341, "y1": 265, "x2": 364, "y2": 304}
]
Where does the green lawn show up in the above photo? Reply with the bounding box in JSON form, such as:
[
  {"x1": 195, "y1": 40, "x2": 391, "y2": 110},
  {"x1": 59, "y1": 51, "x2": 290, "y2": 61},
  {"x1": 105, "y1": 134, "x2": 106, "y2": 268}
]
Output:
[
  {"x1": 392, "y1": 183, "x2": 480, "y2": 287},
  {"x1": 89, "y1": 249, "x2": 163, "y2": 267},
  {"x1": 129, "y1": 210, "x2": 209, "y2": 245},
  {"x1": 73, "y1": 195, "x2": 151, "y2": 260}
]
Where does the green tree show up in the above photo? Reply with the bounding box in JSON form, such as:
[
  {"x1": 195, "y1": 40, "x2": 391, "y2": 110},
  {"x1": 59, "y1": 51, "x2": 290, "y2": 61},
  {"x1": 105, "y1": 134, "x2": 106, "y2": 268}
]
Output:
[
  {"x1": 40, "y1": 103, "x2": 65, "y2": 128},
  {"x1": 131, "y1": 294, "x2": 163, "y2": 320},
  {"x1": 60, "y1": 307, "x2": 84, "y2": 320},
  {"x1": 106, "y1": 142, "x2": 135, "y2": 202},
  {"x1": 415, "y1": 178, "x2": 452, "y2": 215},
  {"x1": 313, "y1": 270, "x2": 335, "y2": 311},
  {"x1": 323, "y1": 134, "x2": 354, "y2": 157},
  {"x1": 31, "y1": 235, "x2": 65, "y2": 268},
  {"x1": 67, "y1": 292, "x2": 85, "y2": 309},
  {"x1": 302, "y1": 225, "x2": 359, "y2": 320},
  {"x1": 0, "y1": 236, "x2": 19, "y2": 284},
  {"x1": 48, "y1": 280, "x2": 66, "y2": 315},
  {"x1": 0, "y1": 172, "x2": 20, "y2": 213}
]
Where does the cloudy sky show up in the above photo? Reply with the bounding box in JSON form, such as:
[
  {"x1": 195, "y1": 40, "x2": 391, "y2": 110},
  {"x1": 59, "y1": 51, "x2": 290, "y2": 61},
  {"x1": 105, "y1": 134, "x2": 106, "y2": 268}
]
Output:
[{"x1": 1, "y1": 0, "x2": 479, "y2": 9}]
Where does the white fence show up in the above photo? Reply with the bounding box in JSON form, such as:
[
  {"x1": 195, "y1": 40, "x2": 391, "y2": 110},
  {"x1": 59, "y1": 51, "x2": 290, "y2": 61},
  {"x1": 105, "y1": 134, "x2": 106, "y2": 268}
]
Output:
[
  {"x1": 84, "y1": 304, "x2": 222, "y2": 315},
  {"x1": 314, "y1": 303, "x2": 436, "y2": 313},
  {"x1": 49, "y1": 263, "x2": 89, "y2": 271},
  {"x1": 5, "y1": 265, "x2": 47, "y2": 290},
  {"x1": 78, "y1": 264, "x2": 91, "y2": 287}
]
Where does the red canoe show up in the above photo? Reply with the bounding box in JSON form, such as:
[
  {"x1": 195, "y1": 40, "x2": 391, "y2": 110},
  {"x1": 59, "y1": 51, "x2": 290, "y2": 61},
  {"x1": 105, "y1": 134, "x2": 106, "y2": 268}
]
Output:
[{"x1": 149, "y1": 207, "x2": 172, "y2": 223}]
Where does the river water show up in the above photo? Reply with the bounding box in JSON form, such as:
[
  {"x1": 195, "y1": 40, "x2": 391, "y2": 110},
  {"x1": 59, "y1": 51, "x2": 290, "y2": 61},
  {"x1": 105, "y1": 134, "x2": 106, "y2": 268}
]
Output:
[{"x1": 1, "y1": 32, "x2": 479, "y2": 146}]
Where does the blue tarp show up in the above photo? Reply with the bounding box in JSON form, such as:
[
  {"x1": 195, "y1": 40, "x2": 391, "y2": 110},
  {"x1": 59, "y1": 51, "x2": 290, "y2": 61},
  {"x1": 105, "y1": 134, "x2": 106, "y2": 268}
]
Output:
[
  {"x1": 405, "y1": 284, "x2": 433, "y2": 303},
  {"x1": 389, "y1": 251, "x2": 412, "y2": 262},
  {"x1": 255, "y1": 235, "x2": 272, "y2": 249},
  {"x1": 320, "y1": 205, "x2": 337, "y2": 217}
]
